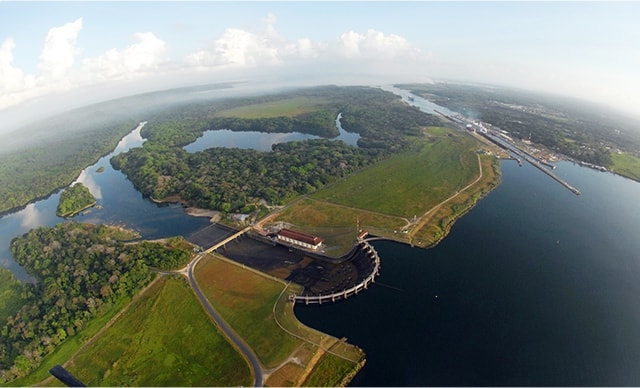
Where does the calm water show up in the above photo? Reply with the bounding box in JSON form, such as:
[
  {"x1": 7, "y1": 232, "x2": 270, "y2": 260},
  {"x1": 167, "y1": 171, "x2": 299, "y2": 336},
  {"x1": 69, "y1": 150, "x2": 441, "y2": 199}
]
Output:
[
  {"x1": 1, "y1": 113, "x2": 361, "y2": 281},
  {"x1": 0, "y1": 123, "x2": 210, "y2": 281},
  {"x1": 295, "y1": 160, "x2": 640, "y2": 386},
  {"x1": 183, "y1": 113, "x2": 360, "y2": 152}
]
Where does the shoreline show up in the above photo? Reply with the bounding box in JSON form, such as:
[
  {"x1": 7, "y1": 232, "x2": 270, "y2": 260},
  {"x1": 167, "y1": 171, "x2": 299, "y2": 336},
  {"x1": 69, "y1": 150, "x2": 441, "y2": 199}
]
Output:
[
  {"x1": 57, "y1": 201, "x2": 97, "y2": 218},
  {"x1": 150, "y1": 195, "x2": 221, "y2": 222}
]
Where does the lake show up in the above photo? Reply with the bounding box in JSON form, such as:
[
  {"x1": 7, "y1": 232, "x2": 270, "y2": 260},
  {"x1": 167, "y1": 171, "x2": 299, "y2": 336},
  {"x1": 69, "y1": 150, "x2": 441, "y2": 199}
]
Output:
[
  {"x1": 183, "y1": 112, "x2": 360, "y2": 152},
  {"x1": 295, "y1": 160, "x2": 640, "y2": 386}
]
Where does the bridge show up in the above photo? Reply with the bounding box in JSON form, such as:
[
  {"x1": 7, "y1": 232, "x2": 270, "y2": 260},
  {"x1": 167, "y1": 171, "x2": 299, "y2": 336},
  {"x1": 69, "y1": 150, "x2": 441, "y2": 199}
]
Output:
[
  {"x1": 292, "y1": 240, "x2": 381, "y2": 305},
  {"x1": 204, "y1": 226, "x2": 252, "y2": 254}
]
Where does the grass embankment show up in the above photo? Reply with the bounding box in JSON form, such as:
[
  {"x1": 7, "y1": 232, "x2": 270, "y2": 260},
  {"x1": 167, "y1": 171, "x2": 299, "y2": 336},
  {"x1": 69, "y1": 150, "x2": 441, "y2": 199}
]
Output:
[
  {"x1": 410, "y1": 153, "x2": 500, "y2": 247},
  {"x1": 271, "y1": 126, "x2": 501, "y2": 250},
  {"x1": 611, "y1": 152, "x2": 640, "y2": 182},
  {"x1": 194, "y1": 255, "x2": 365, "y2": 386},
  {"x1": 273, "y1": 197, "x2": 407, "y2": 256},
  {"x1": 215, "y1": 97, "x2": 328, "y2": 118},
  {"x1": 194, "y1": 256, "x2": 301, "y2": 368},
  {"x1": 7, "y1": 294, "x2": 142, "y2": 387},
  {"x1": 49, "y1": 276, "x2": 251, "y2": 387}
]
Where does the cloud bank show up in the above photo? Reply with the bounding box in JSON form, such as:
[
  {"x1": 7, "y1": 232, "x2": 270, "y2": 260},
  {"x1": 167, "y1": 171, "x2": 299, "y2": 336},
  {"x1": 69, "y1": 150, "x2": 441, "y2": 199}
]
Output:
[{"x1": 0, "y1": 14, "x2": 431, "y2": 117}]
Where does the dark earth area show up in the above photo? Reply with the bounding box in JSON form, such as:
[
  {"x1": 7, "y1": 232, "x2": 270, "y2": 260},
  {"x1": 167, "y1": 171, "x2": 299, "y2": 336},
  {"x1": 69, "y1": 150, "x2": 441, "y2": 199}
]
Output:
[{"x1": 186, "y1": 223, "x2": 376, "y2": 296}]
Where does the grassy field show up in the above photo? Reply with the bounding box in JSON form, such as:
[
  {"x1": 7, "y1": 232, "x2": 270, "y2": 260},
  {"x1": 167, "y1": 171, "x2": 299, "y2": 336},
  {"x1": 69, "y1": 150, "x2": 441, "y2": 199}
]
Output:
[
  {"x1": 305, "y1": 352, "x2": 362, "y2": 387},
  {"x1": 194, "y1": 255, "x2": 301, "y2": 368},
  {"x1": 271, "y1": 126, "x2": 501, "y2": 250},
  {"x1": 409, "y1": 154, "x2": 500, "y2": 247},
  {"x1": 312, "y1": 127, "x2": 480, "y2": 217},
  {"x1": 193, "y1": 255, "x2": 365, "y2": 386},
  {"x1": 215, "y1": 97, "x2": 328, "y2": 118},
  {"x1": 272, "y1": 197, "x2": 408, "y2": 256},
  {"x1": 611, "y1": 152, "x2": 640, "y2": 182},
  {"x1": 54, "y1": 276, "x2": 251, "y2": 387},
  {"x1": 7, "y1": 292, "x2": 143, "y2": 387}
]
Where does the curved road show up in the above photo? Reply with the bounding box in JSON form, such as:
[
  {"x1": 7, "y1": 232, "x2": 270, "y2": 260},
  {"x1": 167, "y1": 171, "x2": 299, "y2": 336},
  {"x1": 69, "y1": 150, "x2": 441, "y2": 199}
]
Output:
[{"x1": 186, "y1": 253, "x2": 264, "y2": 387}]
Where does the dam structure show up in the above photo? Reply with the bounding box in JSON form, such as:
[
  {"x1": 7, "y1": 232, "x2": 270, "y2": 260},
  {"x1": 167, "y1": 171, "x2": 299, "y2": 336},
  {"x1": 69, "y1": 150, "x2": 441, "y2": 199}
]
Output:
[
  {"x1": 187, "y1": 224, "x2": 383, "y2": 305},
  {"x1": 292, "y1": 237, "x2": 382, "y2": 305}
]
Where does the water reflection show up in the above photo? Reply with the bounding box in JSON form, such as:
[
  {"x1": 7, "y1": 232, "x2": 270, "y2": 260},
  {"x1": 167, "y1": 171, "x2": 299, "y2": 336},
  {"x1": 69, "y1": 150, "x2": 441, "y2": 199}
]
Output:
[
  {"x1": 75, "y1": 169, "x2": 102, "y2": 199},
  {"x1": 183, "y1": 114, "x2": 360, "y2": 153},
  {"x1": 0, "y1": 121, "x2": 214, "y2": 282}
]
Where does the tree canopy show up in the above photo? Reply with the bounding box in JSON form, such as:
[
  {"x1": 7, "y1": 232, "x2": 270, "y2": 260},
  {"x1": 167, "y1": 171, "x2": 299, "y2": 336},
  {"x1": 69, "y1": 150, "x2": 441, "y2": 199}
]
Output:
[
  {"x1": 1, "y1": 222, "x2": 192, "y2": 382},
  {"x1": 111, "y1": 86, "x2": 441, "y2": 213},
  {"x1": 56, "y1": 182, "x2": 97, "y2": 217}
]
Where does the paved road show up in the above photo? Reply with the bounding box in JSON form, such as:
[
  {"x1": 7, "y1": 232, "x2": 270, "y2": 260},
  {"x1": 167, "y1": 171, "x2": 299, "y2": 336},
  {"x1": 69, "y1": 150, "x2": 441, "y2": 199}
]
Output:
[{"x1": 186, "y1": 253, "x2": 264, "y2": 387}]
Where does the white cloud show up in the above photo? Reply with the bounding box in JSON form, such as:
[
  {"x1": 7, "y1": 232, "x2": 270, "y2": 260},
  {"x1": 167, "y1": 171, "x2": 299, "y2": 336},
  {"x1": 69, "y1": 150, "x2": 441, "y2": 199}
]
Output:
[
  {"x1": 0, "y1": 13, "x2": 429, "y2": 126},
  {"x1": 38, "y1": 17, "x2": 83, "y2": 80},
  {"x1": 188, "y1": 27, "x2": 282, "y2": 68},
  {"x1": 81, "y1": 32, "x2": 166, "y2": 81},
  {"x1": 0, "y1": 38, "x2": 36, "y2": 94},
  {"x1": 335, "y1": 29, "x2": 419, "y2": 60}
]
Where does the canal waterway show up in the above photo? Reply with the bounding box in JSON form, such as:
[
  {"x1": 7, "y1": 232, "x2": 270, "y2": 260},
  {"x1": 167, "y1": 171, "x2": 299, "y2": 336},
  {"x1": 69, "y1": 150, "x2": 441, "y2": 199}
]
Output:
[{"x1": 295, "y1": 160, "x2": 640, "y2": 386}]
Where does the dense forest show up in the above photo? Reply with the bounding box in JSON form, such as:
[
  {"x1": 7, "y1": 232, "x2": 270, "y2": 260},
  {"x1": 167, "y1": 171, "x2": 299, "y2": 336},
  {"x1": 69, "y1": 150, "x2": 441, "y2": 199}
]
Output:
[
  {"x1": 400, "y1": 82, "x2": 640, "y2": 166},
  {"x1": 111, "y1": 86, "x2": 440, "y2": 213},
  {"x1": 0, "y1": 82, "x2": 239, "y2": 215},
  {"x1": 56, "y1": 182, "x2": 97, "y2": 217},
  {"x1": 0, "y1": 222, "x2": 192, "y2": 382},
  {"x1": 0, "y1": 120, "x2": 136, "y2": 215}
]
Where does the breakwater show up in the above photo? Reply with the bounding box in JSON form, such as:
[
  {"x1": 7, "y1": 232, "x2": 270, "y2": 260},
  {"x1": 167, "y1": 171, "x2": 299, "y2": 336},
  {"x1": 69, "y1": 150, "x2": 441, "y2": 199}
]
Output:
[{"x1": 483, "y1": 132, "x2": 581, "y2": 195}]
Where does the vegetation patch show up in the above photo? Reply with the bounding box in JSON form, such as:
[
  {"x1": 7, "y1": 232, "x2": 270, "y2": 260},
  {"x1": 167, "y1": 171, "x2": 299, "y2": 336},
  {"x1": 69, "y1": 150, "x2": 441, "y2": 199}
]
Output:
[
  {"x1": 56, "y1": 182, "x2": 97, "y2": 217},
  {"x1": 58, "y1": 276, "x2": 251, "y2": 387},
  {"x1": 271, "y1": 197, "x2": 407, "y2": 255},
  {"x1": 194, "y1": 255, "x2": 300, "y2": 368},
  {"x1": 193, "y1": 258, "x2": 364, "y2": 386},
  {"x1": 611, "y1": 152, "x2": 640, "y2": 182},
  {"x1": 312, "y1": 127, "x2": 480, "y2": 217},
  {"x1": 305, "y1": 352, "x2": 361, "y2": 387},
  {"x1": 112, "y1": 86, "x2": 439, "y2": 214},
  {"x1": 0, "y1": 269, "x2": 24, "y2": 326},
  {"x1": 409, "y1": 154, "x2": 500, "y2": 247},
  {"x1": 7, "y1": 295, "x2": 137, "y2": 387},
  {"x1": 0, "y1": 120, "x2": 136, "y2": 214},
  {"x1": 214, "y1": 97, "x2": 329, "y2": 118},
  {"x1": 272, "y1": 127, "x2": 500, "y2": 249},
  {"x1": 1, "y1": 222, "x2": 192, "y2": 384}
]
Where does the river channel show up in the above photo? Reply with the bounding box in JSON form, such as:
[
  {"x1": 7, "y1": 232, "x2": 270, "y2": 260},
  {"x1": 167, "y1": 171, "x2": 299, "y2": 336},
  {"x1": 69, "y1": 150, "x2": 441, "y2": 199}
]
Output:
[{"x1": 0, "y1": 113, "x2": 360, "y2": 281}]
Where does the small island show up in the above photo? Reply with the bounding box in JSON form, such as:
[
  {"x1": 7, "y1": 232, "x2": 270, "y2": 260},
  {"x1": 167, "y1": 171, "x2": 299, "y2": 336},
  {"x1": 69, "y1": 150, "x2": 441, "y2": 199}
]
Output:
[{"x1": 56, "y1": 182, "x2": 97, "y2": 217}]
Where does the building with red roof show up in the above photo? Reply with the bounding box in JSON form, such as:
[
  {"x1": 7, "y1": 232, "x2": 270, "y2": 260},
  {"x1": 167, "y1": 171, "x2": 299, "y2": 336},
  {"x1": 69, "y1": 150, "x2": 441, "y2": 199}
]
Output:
[{"x1": 277, "y1": 228, "x2": 324, "y2": 251}]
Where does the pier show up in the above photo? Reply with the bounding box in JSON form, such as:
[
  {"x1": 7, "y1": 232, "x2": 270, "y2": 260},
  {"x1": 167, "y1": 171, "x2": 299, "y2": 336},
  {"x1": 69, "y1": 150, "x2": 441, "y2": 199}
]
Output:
[{"x1": 483, "y1": 132, "x2": 581, "y2": 195}]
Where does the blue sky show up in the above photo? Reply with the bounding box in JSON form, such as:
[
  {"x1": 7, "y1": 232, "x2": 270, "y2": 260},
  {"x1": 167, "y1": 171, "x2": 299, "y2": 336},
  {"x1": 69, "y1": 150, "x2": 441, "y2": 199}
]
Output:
[{"x1": 1, "y1": 1, "x2": 639, "y2": 131}]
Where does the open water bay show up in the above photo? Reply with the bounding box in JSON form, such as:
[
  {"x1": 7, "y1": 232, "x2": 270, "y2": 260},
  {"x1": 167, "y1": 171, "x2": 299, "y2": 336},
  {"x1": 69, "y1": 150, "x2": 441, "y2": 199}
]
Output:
[{"x1": 296, "y1": 160, "x2": 640, "y2": 386}]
